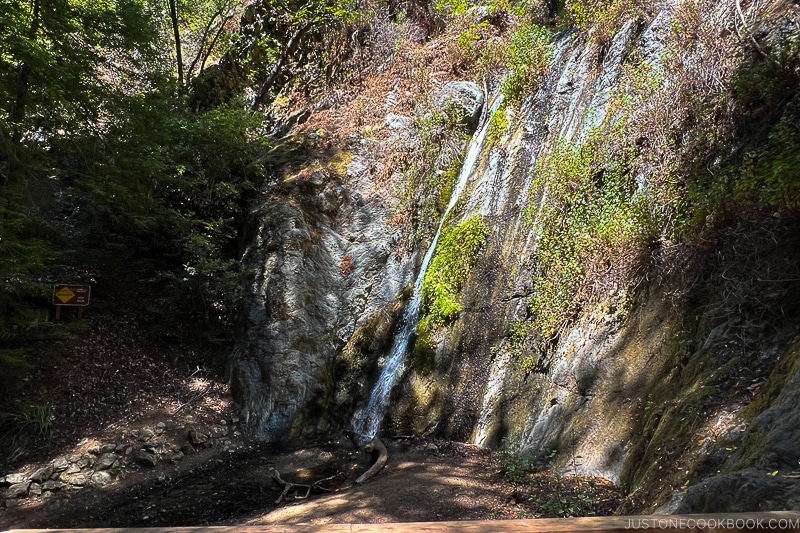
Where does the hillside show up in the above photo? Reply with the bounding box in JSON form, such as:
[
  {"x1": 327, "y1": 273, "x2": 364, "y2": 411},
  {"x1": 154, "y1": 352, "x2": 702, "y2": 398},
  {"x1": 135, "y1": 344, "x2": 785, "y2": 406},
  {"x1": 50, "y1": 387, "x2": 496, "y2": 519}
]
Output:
[{"x1": 2, "y1": 0, "x2": 800, "y2": 525}]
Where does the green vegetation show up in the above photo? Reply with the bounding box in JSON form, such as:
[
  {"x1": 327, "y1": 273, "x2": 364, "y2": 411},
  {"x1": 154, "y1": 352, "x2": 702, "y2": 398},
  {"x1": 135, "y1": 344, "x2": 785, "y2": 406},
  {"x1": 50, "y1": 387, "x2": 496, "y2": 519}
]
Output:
[
  {"x1": 412, "y1": 331, "x2": 438, "y2": 374},
  {"x1": 566, "y1": 0, "x2": 642, "y2": 47},
  {"x1": 529, "y1": 487, "x2": 596, "y2": 518},
  {"x1": 500, "y1": 23, "x2": 553, "y2": 103},
  {"x1": 246, "y1": 0, "x2": 359, "y2": 109},
  {"x1": 0, "y1": 403, "x2": 54, "y2": 461},
  {"x1": 500, "y1": 437, "x2": 536, "y2": 482},
  {"x1": 434, "y1": 0, "x2": 472, "y2": 16},
  {"x1": 500, "y1": 439, "x2": 614, "y2": 517},
  {"x1": 506, "y1": 319, "x2": 546, "y2": 372},
  {"x1": 519, "y1": 7, "x2": 800, "y2": 353},
  {"x1": 741, "y1": 343, "x2": 800, "y2": 423},
  {"x1": 487, "y1": 106, "x2": 511, "y2": 147},
  {"x1": 419, "y1": 215, "x2": 489, "y2": 333},
  {"x1": 397, "y1": 108, "x2": 469, "y2": 242},
  {"x1": 162, "y1": 0, "x2": 242, "y2": 89},
  {"x1": 525, "y1": 135, "x2": 655, "y2": 340},
  {"x1": 686, "y1": 43, "x2": 800, "y2": 216}
]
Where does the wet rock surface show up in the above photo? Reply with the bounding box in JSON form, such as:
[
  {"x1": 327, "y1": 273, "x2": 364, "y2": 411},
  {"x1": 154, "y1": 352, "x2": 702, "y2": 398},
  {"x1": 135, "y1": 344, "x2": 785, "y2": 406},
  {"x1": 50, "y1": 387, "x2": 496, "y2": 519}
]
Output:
[
  {"x1": 228, "y1": 124, "x2": 418, "y2": 441},
  {"x1": 218, "y1": 6, "x2": 800, "y2": 518}
]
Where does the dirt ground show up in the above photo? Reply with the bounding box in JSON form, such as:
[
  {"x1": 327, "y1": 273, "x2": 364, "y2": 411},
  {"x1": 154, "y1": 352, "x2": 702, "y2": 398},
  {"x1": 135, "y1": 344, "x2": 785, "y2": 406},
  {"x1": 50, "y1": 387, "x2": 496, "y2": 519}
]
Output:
[
  {"x1": 0, "y1": 434, "x2": 622, "y2": 530},
  {"x1": 0, "y1": 279, "x2": 621, "y2": 531}
]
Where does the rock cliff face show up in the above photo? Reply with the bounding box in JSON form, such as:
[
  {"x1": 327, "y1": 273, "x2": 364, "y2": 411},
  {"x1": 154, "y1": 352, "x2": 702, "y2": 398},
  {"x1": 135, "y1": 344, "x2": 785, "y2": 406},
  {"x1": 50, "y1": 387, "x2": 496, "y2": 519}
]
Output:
[
  {"x1": 230, "y1": 0, "x2": 800, "y2": 513},
  {"x1": 228, "y1": 138, "x2": 417, "y2": 440}
]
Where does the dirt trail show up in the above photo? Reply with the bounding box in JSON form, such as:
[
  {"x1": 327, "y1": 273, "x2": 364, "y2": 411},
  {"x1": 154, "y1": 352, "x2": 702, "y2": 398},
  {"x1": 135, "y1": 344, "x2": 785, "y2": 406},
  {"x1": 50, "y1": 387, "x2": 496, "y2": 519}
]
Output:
[{"x1": 0, "y1": 436, "x2": 622, "y2": 529}]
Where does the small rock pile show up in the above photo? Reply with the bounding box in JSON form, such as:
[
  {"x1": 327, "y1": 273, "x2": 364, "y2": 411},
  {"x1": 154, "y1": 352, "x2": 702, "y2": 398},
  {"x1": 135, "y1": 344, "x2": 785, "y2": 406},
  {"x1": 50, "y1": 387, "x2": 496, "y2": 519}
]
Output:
[{"x1": 2, "y1": 421, "x2": 236, "y2": 508}]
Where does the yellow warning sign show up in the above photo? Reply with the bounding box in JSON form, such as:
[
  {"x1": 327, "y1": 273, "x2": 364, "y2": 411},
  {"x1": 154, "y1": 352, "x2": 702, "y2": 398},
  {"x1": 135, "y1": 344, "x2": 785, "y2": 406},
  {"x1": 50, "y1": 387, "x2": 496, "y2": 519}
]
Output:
[
  {"x1": 52, "y1": 284, "x2": 91, "y2": 306},
  {"x1": 56, "y1": 286, "x2": 75, "y2": 303}
]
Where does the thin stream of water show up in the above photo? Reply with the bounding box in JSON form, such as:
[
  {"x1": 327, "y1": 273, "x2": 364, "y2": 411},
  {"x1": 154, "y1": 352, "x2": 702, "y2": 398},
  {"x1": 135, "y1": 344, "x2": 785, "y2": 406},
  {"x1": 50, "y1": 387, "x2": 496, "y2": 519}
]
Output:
[{"x1": 352, "y1": 94, "x2": 504, "y2": 442}]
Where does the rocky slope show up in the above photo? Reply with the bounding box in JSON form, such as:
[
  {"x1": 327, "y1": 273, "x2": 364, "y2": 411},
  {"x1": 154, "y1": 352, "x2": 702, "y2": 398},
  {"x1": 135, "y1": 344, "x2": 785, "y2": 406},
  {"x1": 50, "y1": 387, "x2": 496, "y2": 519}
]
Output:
[{"x1": 228, "y1": 0, "x2": 800, "y2": 514}]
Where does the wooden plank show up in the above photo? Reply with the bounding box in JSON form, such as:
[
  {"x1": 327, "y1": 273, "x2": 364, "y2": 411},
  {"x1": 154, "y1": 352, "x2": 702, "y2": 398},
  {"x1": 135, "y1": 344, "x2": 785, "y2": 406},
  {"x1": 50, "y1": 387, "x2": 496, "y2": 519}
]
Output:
[
  {"x1": 3, "y1": 526, "x2": 352, "y2": 533},
  {"x1": 4, "y1": 512, "x2": 800, "y2": 533}
]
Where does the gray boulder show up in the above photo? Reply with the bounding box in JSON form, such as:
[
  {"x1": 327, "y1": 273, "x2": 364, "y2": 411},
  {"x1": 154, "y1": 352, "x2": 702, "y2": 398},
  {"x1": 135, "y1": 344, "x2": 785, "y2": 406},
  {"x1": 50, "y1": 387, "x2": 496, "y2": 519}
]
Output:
[
  {"x1": 434, "y1": 81, "x2": 485, "y2": 132},
  {"x1": 42, "y1": 480, "x2": 65, "y2": 491},
  {"x1": 6, "y1": 482, "x2": 29, "y2": 498},
  {"x1": 91, "y1": 471, "x2": 113, "y2": 487},
  {"x1": 135, "y1": 449, "x2": 157, "y2": 467},
  {"x1": 2, "y1": 473, "x2": 27, "y2": 485}
]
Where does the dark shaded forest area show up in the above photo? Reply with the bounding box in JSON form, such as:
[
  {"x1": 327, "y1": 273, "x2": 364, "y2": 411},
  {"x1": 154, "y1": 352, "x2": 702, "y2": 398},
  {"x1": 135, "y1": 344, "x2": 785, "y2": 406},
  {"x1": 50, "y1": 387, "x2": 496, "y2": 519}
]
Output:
[{"x1": 0, "y1": 0, "x2": 363, "y2": 441}]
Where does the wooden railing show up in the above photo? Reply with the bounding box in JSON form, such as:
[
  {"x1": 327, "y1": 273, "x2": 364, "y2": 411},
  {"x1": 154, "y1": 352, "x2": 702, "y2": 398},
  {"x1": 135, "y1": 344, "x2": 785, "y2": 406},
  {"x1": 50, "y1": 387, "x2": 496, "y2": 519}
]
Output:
[{"x1": 4, "y1": 512, "x2": 800, "y2": 533}]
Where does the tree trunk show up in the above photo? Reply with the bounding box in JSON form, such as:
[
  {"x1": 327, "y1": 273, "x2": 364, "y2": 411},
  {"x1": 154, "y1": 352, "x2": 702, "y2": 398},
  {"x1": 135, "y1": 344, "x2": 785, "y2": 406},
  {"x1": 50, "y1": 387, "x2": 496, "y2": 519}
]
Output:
[
  {"x1": 169, "y1": 0, "x2": 184, "y2": 88},
  {"x1": 11, "y1": 0, "x2": 41, "y2": 144}
]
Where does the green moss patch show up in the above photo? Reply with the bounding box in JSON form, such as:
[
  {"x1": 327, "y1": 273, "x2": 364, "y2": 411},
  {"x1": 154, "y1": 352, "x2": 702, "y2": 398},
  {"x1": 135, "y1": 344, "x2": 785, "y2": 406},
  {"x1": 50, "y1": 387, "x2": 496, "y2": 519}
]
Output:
[{"x1": 419, "y1": 215, "x2": 489, "y2": 333}]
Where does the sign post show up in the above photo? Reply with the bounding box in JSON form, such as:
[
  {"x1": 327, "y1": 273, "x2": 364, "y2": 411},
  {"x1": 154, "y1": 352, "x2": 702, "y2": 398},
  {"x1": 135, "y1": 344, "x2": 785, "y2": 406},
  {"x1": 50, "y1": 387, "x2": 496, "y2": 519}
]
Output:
[{"x1": 53, "y1": 284, "x2": 91, "y2": 319}]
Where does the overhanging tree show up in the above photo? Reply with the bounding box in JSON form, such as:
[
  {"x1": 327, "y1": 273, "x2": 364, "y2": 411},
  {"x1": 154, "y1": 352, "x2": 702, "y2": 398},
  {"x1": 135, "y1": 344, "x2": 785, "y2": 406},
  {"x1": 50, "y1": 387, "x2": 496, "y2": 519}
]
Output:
[
  {"x1": 0, "y1": 0, "x2": 159, "y2": 151},
  {"x1": 0, "y1": 0, "x2": 160, "y2": 388},
  {"x1": 250, "y1": 0, "x2": 357, "y2": 110}
]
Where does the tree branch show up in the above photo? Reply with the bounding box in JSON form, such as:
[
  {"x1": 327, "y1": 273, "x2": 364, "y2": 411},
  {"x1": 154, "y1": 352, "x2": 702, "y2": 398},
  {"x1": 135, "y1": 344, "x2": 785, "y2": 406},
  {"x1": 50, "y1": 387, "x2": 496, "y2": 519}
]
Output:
[
  {"x1": 198, "y1": 15, "x2": 235, "y2": 77},
  {"x1": 271, "y1": 468, "x2": 343, "y2": 503},
  {"x1": 186, "y1": 10, "x2": 223, "y2": 82},
  {"x1": 735, "y1": 0, "x2": 768, "y2": 58},
  {"x1": 250, "y1": 20, "x2": 314, "y2": 110}
]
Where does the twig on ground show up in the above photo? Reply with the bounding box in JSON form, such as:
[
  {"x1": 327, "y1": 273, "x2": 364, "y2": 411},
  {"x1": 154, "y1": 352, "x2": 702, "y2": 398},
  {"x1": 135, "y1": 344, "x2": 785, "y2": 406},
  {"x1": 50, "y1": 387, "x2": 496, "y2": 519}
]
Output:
[{"x1": 171, "y1": 382, "x2": 214, "y2": 415}]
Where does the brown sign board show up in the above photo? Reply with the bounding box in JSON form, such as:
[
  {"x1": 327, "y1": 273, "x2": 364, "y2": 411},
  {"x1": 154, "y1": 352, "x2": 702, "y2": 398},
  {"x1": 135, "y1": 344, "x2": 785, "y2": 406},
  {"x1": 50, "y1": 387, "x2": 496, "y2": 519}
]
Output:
[{"x1": 53, "y1": 284, "x2": 91, "y2": 307}]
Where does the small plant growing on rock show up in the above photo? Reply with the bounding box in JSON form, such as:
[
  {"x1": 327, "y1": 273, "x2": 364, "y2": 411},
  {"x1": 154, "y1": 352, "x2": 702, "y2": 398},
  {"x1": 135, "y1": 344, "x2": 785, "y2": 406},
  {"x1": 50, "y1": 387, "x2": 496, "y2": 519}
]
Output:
[
  {"x1": 566, "y1": 0, "x2": 643, "y2": 49},
  {"x1": 500, "y1": 437, "x2": 533, "y2": 483},
  {"x1": 500, "y1": 23, "x2": 553, "y2": 104}
]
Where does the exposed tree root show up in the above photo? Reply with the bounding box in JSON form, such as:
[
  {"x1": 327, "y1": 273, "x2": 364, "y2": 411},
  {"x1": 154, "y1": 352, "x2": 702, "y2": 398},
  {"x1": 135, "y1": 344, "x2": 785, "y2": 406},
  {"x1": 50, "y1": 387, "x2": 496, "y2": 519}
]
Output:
[
  {"x1": 271, "y1": 468, "x2": 344, "y2": 504},
  {"x1": 355, "y1": 436, "x2": 388, "y2": 484}
]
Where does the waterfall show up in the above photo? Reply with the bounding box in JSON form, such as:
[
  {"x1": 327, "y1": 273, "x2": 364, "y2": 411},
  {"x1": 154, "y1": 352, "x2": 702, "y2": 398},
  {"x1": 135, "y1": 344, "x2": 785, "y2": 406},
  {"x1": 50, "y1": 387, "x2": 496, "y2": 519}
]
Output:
[{"x1": 351, "y1": 94, "x2": 504, "y2": 442}]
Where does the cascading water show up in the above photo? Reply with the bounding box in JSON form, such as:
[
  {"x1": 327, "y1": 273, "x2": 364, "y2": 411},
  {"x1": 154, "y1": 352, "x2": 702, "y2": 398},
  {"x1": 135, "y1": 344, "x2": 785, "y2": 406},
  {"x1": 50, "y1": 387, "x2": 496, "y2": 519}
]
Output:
[{"x1": 351, "y1": 94, "x2": 504, "y2": 442}]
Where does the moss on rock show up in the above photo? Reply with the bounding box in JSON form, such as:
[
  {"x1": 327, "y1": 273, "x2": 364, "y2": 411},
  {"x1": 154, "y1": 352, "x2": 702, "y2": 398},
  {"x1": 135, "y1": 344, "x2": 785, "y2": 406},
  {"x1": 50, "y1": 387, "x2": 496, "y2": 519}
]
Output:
[{"x1": 419, "y1": 214, "x2": 489, "y2": 332}]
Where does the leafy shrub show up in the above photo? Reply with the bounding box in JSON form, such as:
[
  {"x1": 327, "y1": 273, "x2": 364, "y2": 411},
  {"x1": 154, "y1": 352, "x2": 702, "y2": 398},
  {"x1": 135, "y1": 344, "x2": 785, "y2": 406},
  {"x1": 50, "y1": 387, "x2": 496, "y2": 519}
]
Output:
[
  {"x1": 733, "y1": 122, "x2": 800, "y2": 208},
  {"x1": 71, "y1": 97, "x2": 267, "y2": 341},
  {"x1": 444, "y1": 1, "x2": 551, "y2": 83},
  {"x1": 435, "y1": 0, "x2": 472, "y2": 16},
  {"x1": 0, "y1": 187, "x2": 82, "y2": 389},
  {"x1": 397, "y1": 108, "x2": 469, "y2": 242},
  {"x1": 566, "y1": 0, "x2": 642, "y2": 48},
  {"x1": 500, "y1": 437, "x2": 534, "y2": 482}
]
